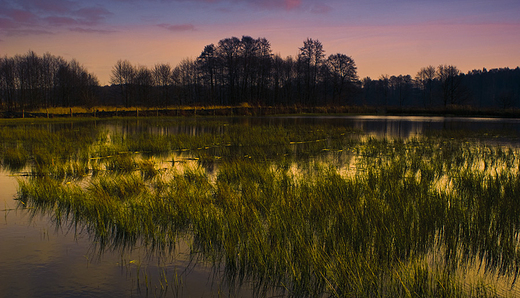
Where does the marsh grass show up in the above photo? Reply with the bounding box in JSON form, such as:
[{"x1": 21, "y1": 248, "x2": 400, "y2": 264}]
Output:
[
  {"x1": 8, "y1": 118, "x2": 520, "y2": 297},
  {"x1": 2, "y1": 147, "x2": 29, "y2": 171}
]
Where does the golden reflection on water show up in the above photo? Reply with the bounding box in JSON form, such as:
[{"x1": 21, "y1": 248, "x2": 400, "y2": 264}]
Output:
[{"x1": 4, "y1": 117, "x2": 520, "y2": 297}]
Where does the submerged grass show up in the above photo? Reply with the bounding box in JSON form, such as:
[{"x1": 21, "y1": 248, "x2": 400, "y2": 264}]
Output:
[{"x1": 8, "y1": 118, "x2": 520, "y2": 297}]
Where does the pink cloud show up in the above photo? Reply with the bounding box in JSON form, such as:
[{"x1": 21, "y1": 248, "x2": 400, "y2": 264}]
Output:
[
  {"x1": 45, "y1": 16, "x2": 78, "y2": 26},
  {"x1": 311, "y1": 4, "x2": 332, "y2": 14},
  {"x1": 284, "y1": 0, "x2": 301, "y2": 10},
  {"x1": 6, "y1": 28, "x2": 54, "y2": 36},
  {"x1": 74, "y1": 7, "x2": 113, "y2": 25},
  {"x1": 251, "y1": 0, "x2": 302, "y2": 11},
  {"x1": 0, "y1": 17, "x2": 17, "y2": 29},
  {"x1": 69, "y1": 27, "x2": 116, "y2": 34},
  {"x1": 19, "y1": 0, "x2": 77, "y2": 14},
  {"x1": 157, "y1": 23, "x2": 196, "y2": 31},
  {"x1": 11, "y1": 9, "x2": 39, "y2": 23}
]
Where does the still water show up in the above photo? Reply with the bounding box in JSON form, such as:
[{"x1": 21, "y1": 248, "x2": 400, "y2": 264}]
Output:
[
  {"x1": 1, "y1": 115, "x2": 520, "y2": 297},
  {"x1": 1, "y1": 168, "x2": 245, "y2": 297}
]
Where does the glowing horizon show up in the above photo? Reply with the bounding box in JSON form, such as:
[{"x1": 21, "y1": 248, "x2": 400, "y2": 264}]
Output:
[{"x1": 2, "y1": 0, "x2": 519, "y2": 85}]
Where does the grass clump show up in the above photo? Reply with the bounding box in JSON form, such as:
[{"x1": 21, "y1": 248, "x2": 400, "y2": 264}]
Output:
[{"x1": 9, "y1": 118, "x2": 520, "y2": 297}]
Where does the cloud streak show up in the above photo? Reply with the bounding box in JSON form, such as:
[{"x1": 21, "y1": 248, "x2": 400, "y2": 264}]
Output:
[
  {"x1": 158, "y1": 0, "x2": 302, "y2": 11},
  {"x1": 74, "y1": 7, "x2": 112, "y2": 25},
  {"x1": 310, "y1": 3, "x2": 332, "y2": 14},
  {"x1": 17, "y1": 0, "x2": 78, "y2": 14},
  {"x1": 0, "y1": 0, "x2": 114, "y2": 36},
  {"x1": 251, "y1": 0, "x2": 302, "y2": 11},
  {"x1": 157, "y1": 23, "x2": 196, "y2": 31},
  {"x1": 69, "y1": 27, "x2": 116, "y2": 34},
  {"x1": 6, "y1": 28, "x2": 54, "y2": 36},
  {"x1": 45, "y1": 16, "x2": 78, "y2": 26}
]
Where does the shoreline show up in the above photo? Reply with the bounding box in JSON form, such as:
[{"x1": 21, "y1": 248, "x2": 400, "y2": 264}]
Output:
[{"x1": 1, "y1": 105, "x2": 520, "y2": 120}]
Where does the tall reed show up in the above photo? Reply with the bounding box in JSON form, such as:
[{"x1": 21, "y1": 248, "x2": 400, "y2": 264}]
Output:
[{"x1": 10, "y1": 118, "x2": 520, "y2": 297}]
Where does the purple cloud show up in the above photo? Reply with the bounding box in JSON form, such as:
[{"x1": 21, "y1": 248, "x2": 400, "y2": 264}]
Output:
[
  {"x1": 44, "y1": 16, "x2": 78, "y2": 26},
  {"x1": 10, "y1": 9, "x2": 39, "y2": 23},
  {"x1": 157, "y1": 23, "x2": 196, "y2": 31},
  {"x1": 6, "y1": 28, "x2": 54, "y2": 36},
  {"x1": 242, "y1": 0, "x2": 302, "y2": 11},
  {"x1": 311, "y1": 3, "x2": 332, "y2": 14},
  {"x1": 0, "y1": 17, "x2": 17, "y2": 29},
  {"x1": 18, "y1": 0, "x2": 77, "y2": 14},
  {"x1": 0, "y1": 0, "x2": 116, "y2": 37},
  {"x1": 74, "y1": 7, "x2": 113, "y2": 25},
  {"x1": 160, "y1": 0, "x2": 302, "y2": 11},
  {"x1": 69, "y1": 27, "x2": 116, "y2": 34}
]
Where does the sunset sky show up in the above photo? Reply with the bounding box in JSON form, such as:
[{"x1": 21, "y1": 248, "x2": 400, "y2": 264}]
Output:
[{"x1": 1, "y1": 0, "x2": 519, "y2": 85}]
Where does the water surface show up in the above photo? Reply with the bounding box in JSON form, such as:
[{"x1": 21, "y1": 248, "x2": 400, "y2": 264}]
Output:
[{"x1": 2, "y1": 115, "x2": 520, "y2": 297}]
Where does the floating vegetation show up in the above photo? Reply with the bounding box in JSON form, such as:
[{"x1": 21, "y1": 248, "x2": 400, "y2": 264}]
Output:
[{"x1": 6, "y1": 118, "x2": 520, "y2": 297}]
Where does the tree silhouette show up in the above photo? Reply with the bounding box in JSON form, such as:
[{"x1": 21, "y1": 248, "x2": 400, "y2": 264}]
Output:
[
  {"x1": 0, "y1": 51, "x2": 98, "y2": 111},
  {"x1": 197, "y1": 45, "x2": 218, "y2": 104},
  {"x1": 298, "y1": 38, "x2": 325, "y2": 105},
  {"x1": 437, "y1": 64, "x2": 462, "y2": 107},
  {"x1": 110, "y1": 60, "x2": 135, "y2": 107},
  {"x1": 415, "y1": 65, "x2": 436, "y2": 107},
  {"x1": 325, "y1": 53, "x2": 358, "y2": 105},
  {"x1": 6, "y1": 36, "x2": 518, "y2": 112},
  {"x1": 152, "y1": 63, "x2": 173, "y2": 107},
  {"x1": 389, "y1": 75, "x2": 412, "y2": 108},
  {"x1": 217, "y1": 37, "x2": 241, "y2": 105},
  {"x1": 174, "y1": 58, "x2": 198, "y2": 105},
  {"x1": 0, "y1": 56, "x2": 16, "y2": 111},
  {"x1": 134, "y1": 66, "x2": 153, "y2": 106}
]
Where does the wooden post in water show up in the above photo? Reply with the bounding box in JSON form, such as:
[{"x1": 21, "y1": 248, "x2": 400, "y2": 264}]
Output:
[
  {"x1": 136, "y1": 108, "x2": 139, "y2": 117},
  {"x1": 70, "y1": 108, "x2": 72, "y2": 117},
  {"x1": 22, "y1": 110, "x2": 25, "y2": 118},
  {"x1": 46, "y1": 108, "x2": 49, "y2": 118}
]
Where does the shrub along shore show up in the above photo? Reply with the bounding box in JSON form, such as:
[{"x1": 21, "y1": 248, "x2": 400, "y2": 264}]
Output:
[{"x1": 2, "y1": 104, "x2": 520, "y2": 119}]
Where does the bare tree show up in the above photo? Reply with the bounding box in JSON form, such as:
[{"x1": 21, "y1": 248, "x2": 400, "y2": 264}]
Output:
[
  {"x1": 325, "y1": 53, "x2": 358, "y2": 105},
  {"x1": 390, "y1": 75, "x2": 412, "y2": 108},
  {"x1": 197, "y1": 45, "x2": 218, "y2": 104},
  {"x1": 253, "y1": 37, "x2": 273, "y2": 104},
  {"x1": 0, "y1": 56, "x2": 17, "y2": 110},
  {"x1": 378, "y1": 74, "x2": 390, "y2": 107},
  {"x1": 174, "y1": 58, "x2": 198, "y2": 105},
  {"x1": 415, "y1": 65, "x2": 436, "y2": 107},
  {"x1": 152, "y1": 63, "x2": 172, "y2": 106},
  {"x1": 134, "y1": 65, "x2": 153, "y2": 106},
  {"x1": 298, "y1": 38, "x2": 325, "y2": 105},
  {"x1": 110, "y1": 59, "x2": 135, "y2": 107},
  {"x1": 436, "y1": 64, "x2": 461, "y2": 107},
  {"x1": 217, "y1": 37, "x2": 241, "y2": 105}
]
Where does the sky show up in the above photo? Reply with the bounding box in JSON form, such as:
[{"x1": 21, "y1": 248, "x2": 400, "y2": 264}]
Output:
[{"x1": 1, "y1": 0, "x2": 519, "y2": 85}]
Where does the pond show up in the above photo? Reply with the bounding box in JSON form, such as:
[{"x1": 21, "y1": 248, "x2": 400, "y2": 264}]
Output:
[{"x1": 2, "y1": 115, "x2": 520, "y2": 297}]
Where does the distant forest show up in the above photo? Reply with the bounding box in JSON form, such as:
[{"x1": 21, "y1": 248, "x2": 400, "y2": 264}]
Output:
[{"x1": 1, "y1": 36, "x2": 520, "y2": 111}]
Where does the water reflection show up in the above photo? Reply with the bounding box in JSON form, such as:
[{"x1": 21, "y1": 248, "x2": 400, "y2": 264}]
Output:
[
  {"x1": 271, "y1": 115, "x2": 520, "y2": 139},
  {"x1": 1, "y1": 171, "x2": 267, "y2": 297},
  {"x1": 3, "y1": 116, "x2": 520, "y2": 297}
]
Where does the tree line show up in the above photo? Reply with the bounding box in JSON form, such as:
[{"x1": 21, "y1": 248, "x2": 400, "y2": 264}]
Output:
[
  {"x1": 0, "y1": 51, "x2": 98, "y2": 111},
  {"x1": 1, "y1": 36, "x2": 519, "y2": 112},
  {"x1": 362, "y1": 65, "x2": 520, "y2": 109},
  {"x1": 105, "y1": 36, "x2": 359, "y2": 108}
]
